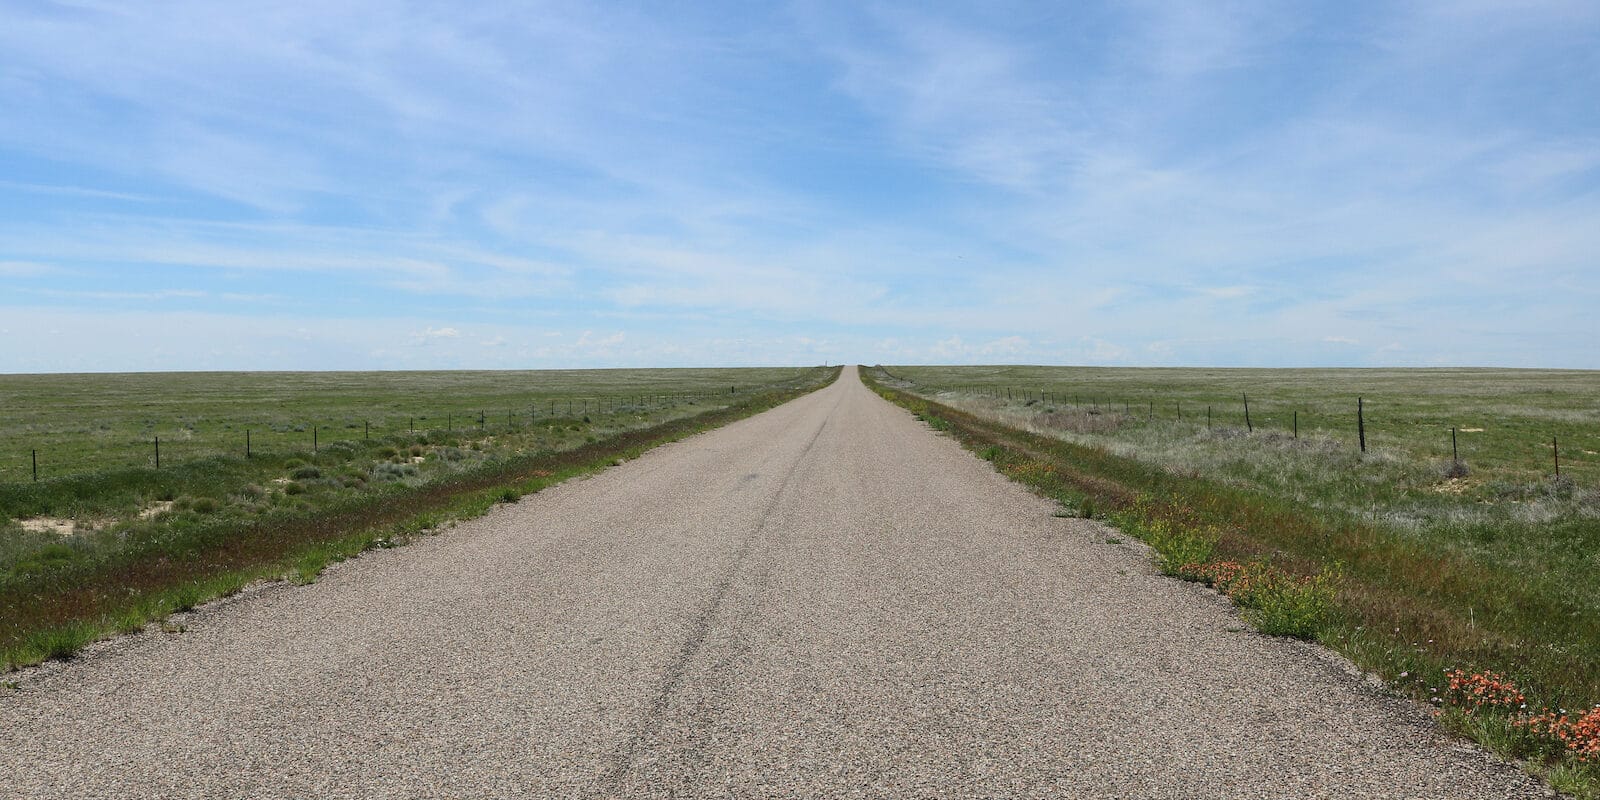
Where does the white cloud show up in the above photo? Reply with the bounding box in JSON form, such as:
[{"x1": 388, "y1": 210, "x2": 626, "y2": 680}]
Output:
[{"x1": 0, "y1": 261, "x2": 58, "y2": 277}]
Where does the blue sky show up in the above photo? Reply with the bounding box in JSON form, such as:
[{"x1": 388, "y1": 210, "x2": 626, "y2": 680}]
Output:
[{"x1": 2, "y1": 1, "x2": 1598, "y2": 372}]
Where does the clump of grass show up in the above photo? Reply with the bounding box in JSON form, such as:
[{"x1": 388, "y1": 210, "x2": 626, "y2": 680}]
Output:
[
  {"x1": 289, "y1": 465, "x2": 321, "y2": 480},
  {"x1": 370, "y1": 462, "x2": 419, "y2": 483},
  {"x1": 18, "y1": 620, "x2": 99, "y2": 663}
]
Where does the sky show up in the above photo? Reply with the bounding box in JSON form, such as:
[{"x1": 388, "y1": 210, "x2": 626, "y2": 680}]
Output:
[{"x1": 2, "y1": 1, "x2": 1598, "y2": 372}]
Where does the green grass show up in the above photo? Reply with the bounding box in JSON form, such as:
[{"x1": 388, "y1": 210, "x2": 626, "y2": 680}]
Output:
[
  {"x1": 0, "y1": 366, "x2": 838, "y2": 668},
  {"x1": 876, "y1": 364, "x2": 1600, "y2": 652},
  {"x1": 0, "y1": 367, "x2": 819, "y2": 481},
  {"x1": 862, "y1": 366, "x2": 1599, "y2": 795}
]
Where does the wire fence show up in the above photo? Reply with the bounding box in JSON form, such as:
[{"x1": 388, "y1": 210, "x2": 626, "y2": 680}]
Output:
[
  {"x1": 875, "y1": 369, "x2": 1595, "y2": 483},
  {"x1": 7, "y1": 390, "x2": 738, "y2": 484}
]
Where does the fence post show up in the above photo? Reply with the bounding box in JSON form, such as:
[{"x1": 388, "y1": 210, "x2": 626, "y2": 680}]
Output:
[
  {"x1": 313, "y1": 427, "x2": 318, "y2": 454},
  {"x1": 1452, "y1": 427, "x2": 1458, "y2": 463},
  {"x1": 155, "y1": 436, "x2": 161, "y2": 469},
  {"x1": 1358, "y1": 397, "x2": 1366, "y2": 453},
  {"x1": 247, "y1": 429, "x2": 252, "y2": 459},
  {"x1": 1553, "y1": 436, "x2": 1561, "y2": 478},
  {"x1": 1293, "y1": 410, "x2": 1298, "y2": 439},
  {"x1": 32, "y1": 449, "x2": 38, "y2": 482},
  {"x1": 364, "y1": 420, "x2": 369, "y2": 440},
  {"x1": 1243, "y1": 394, "x2": 1252, "y2": 433},
  {"x1": 1207, "y1": 406, "x2": 1212, "y2": 431}
]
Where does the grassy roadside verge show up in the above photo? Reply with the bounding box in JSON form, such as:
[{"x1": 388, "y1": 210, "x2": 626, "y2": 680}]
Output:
[
  {"x1": 2, "y1": 367, "x2": 840, "y2": 671},
  {"x1": 861, "y1": 367, "x2": 1598, "y2": 796}
]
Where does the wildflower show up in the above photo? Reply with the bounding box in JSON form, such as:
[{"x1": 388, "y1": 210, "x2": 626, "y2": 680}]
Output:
[{"x1": 1442, "y1": 669, "x2": 1524, "y2": 713}]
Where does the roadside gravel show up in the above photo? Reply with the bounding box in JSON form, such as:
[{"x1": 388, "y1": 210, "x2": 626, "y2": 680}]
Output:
[{"x1": 0, "y1": 366, "x2": 1551, "y2": 798}]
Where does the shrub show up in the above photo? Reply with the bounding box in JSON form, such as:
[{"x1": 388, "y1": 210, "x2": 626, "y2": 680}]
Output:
[
  {"x1": 370, "y1": 462, "x2": 419, "y2": 483},
  {"x1": 290, "y1": 465, "x2": 322, "y2": 480},
  {"x1": 1181, "y1": 559, "x2": 1340, "y2": 639},
  {"x1": 1137, "y1": 517, "x2": 1218, "y2": 574},
  {"x1": 1249, "y1": 568, "x2": 1339, "y2": 638}
]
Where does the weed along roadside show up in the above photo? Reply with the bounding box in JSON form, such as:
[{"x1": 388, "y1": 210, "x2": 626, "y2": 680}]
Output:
[
  {"x1": 860, "y1": 367, "x2": 1600, "y2": 797},
  {"x1": 0, "y1": 367, "x2": 841, "y2": 672}
]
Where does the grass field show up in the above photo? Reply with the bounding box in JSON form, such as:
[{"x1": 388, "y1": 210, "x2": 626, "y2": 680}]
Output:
[
  {"x1": 866, "y1": 365, "x2": 1599, "y2": 794},
  {"x1": 1, "y1": 367, "x2": 818, "y2": 482},
  {"x1": 0, "y1": 366, "x2": 837, "y2": 668}
]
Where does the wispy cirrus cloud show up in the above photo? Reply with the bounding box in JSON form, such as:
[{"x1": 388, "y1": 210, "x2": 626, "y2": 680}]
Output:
[{"x1": 1, "y1": 1, "x2": 1596, "y2": 371}]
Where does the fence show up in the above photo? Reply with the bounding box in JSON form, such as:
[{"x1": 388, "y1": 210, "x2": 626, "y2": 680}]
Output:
[
  {"x1": 873, "y1": 369, "x2": 1592, "y2": 482},
  {"x1": 7, "y1": 389, "x2": 743, "y2": 484}
]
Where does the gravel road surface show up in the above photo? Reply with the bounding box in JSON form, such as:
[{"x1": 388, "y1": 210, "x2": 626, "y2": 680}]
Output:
[{"x1": 0, "y1": 366, "x2": 1550, "y2": 798}]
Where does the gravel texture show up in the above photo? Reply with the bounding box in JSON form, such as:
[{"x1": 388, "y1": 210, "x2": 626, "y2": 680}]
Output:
[{"x1": 0, "y1": 366, "x2": 1552, "y2": 798}]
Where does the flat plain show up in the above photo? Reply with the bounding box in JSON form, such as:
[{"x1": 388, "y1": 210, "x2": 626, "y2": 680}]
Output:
[
  {"x1": 0, "y1": 367, "x2": 826, "y2": 481},
  {"x1": 0, "y1": 367, "x2": 833, "y2": 667},
  {"x1": 0, "y1": 367, "x2": 1549, "y2": 798},
  {"x1": 872, "y1": 364, "x2": 1600, "y2": 793}
]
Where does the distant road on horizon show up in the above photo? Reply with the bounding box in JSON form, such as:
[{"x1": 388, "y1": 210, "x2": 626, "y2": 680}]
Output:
[{"x1": 0, "y1": 367, "x2": 1544, "y2": 798}]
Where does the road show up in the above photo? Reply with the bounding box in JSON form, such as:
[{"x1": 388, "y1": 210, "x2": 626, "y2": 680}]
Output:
[{"x1": 0, "y1": 367, "x2": 1546, "y2": 798}]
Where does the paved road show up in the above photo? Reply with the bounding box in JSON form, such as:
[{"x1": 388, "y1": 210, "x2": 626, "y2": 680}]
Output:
[{"x1": 1, "y1": 367, "x2": 1547, "y2": 798}]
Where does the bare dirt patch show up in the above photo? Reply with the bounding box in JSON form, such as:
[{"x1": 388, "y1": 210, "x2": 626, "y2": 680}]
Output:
[
  {"x1": 138, "y1": 501, "x2": 174, "y2": 519},
  {"x1": 19, "y1": 517, "x2": 76, "y2": 536}
]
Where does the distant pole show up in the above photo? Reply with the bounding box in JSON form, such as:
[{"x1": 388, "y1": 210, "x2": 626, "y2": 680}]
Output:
[
  {"x1": 155, "y1": 436, "x2": 161, "y2": 469},
  {"x1": 410, "y1": 417, "x2": 414, "y2": 433},
  {"x1": 313, "y1": 427, "x2": 318, "y2": 454},
  {"x1": 1148, "y1": 400, "x2": 1154, "y2": 419},
  {"x1": 1553, "y1": 436, "x2": 1561, "y2": 478},
  {"x1": 246, "y1": 429, "x2": 252, "y2": 459},
  {"x1": 364, "y1": 420, "x2": 369, "y2": 440},
  {"x1": 1207, "y1": 406, "x2": 1212, "y2": 431},
  {"x1": 1358, "y1": 397, "x2": 1366, "y2": 453},
  {"x1": 32, "y1": 449, "x2": 38, "y2": 482},
  {"x1": 1293, "y1": 411, "x2": 1298, "y2": 439},
  {"x1": 1243, "y1": 394, "x2": 1252, "y2": 433},
  {"x1": 1177, "y1": 402, "x2": 1182, "y2": 420},
  {"x1": 448, "y1": 413, "x2": 452, "y2": 431},
  {"x1": 1452, "y1": 427, "x2": 1458, "y2": 462}
]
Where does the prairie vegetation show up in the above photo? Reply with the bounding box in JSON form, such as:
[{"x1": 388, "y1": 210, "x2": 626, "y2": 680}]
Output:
[
  {"x1": 0, "y1": 367, "x2": 838, "y2": 669},
  {"x1": 864, "y1": 365, "x2": 1599, "y2": 796}
]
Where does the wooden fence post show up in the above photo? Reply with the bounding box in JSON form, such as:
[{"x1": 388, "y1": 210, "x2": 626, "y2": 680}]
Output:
[{"x1": 1358, "y1": 397, "x2": 1366, "y2": 453}]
